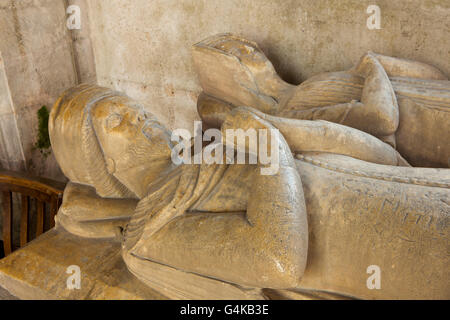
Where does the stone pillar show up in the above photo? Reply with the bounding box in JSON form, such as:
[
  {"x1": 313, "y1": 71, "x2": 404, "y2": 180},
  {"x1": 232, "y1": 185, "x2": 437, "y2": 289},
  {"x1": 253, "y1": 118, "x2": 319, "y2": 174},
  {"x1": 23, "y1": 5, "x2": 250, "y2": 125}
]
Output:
[
  {"x1": 65, "y1": 0, "x2": 97, "y2": 84},
  {"x1": 0, "y1": 51, "x2": 26, "y2": 172}
]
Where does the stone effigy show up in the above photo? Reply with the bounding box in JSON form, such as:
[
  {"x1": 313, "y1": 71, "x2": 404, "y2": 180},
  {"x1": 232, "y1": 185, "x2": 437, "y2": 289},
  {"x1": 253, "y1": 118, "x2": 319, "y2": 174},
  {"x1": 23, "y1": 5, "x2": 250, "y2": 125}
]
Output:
[
  {"x1": 193, "y1": 33, "x2": 450, "y2": 168},
  {"x1": 47, "y1": 68, "x2": 449, "y2": 299}
]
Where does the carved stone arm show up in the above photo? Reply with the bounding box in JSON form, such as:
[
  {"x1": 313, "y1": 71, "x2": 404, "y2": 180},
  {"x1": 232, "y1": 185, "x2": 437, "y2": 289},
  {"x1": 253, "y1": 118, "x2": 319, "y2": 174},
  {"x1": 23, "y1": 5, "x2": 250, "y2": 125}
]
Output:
[
  {"x1": 57, "y1": 182, "x2": 138, "y2": 239},
  {"x1": 124, "y1": 109, "x2": 308, "y2": 289},
  {"x1": 351, "y1": 52, "x2": 448, "y2": 80},
  {"x1": 198, "y1": 98, "x2": 408, "y2": 166}
]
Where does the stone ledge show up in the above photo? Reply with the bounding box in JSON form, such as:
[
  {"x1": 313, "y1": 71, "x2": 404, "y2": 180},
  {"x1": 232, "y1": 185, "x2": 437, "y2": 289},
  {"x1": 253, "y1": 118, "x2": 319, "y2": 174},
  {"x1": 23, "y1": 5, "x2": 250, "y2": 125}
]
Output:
[
  {"x1": 0, "y1": 227, "x2": 166, "y2": 300},
  {"x1": 0, "y1": 226, "x2": 349, "y2": 300}
]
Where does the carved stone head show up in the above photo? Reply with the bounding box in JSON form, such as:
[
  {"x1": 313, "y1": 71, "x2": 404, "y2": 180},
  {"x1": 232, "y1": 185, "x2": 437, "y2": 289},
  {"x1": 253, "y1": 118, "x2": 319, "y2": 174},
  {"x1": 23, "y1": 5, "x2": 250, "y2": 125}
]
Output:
[{"x1": 49, "y1": 84, "x2": 173, "y2": 199}]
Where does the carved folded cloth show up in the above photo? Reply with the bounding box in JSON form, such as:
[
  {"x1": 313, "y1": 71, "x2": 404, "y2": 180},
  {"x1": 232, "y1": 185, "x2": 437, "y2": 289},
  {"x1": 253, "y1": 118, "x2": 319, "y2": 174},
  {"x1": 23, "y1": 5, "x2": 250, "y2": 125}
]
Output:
[{"x1": 123, "y1": 163, "x2": 228, "y2": 251}]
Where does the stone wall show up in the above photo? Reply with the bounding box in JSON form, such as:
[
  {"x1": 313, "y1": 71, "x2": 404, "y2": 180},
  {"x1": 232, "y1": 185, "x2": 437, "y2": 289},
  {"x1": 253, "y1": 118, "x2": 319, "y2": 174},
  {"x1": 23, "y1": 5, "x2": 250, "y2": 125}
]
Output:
[
  {"x1": 86, "y1": 0, "x2": 449, "y2": 132},
  {"x1": 0, "y1": 0, "x2": 95, "y2": 180}
]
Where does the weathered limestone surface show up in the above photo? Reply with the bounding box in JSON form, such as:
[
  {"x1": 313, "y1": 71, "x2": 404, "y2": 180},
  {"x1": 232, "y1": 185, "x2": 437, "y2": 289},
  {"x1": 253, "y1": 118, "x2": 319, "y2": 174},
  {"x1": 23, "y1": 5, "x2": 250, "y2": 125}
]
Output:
[
  {"x1": 0, "y1": 51, "x2": 26, "y2": 172},
  {"x1": 0, "y1": 226, "x2": 347, "y2": 300},
  {"x1": 1, "y1": 0, "x2": 449, "y2": 176},
  {"x1": 193, "y1": 34, "x2": 449, "y2": 168},
  {"x1": 0, "y1": 0, "x2": 73, "y2": 179},
  {"x1": 46, "y1": 84, "x2": 449, "y2": 300},
  {"x1": 66, "y1": 0, "x2": 97, "y2": 84},
  {"x1": 0, "y1": 228, "x2": 166, "y2": 300},
  {"x1": 0, "y1": 286, "x2": 17, "y2": 300},
  {"x1": 85, "y1": 0, "x2": 450, "y2": 132}
]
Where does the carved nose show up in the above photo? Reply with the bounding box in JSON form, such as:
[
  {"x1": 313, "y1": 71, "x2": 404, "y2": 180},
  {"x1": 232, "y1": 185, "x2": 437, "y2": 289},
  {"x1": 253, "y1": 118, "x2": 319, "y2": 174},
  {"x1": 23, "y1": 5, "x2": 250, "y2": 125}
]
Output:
[{"x1": 142, "y1": 123, "x2": 154, "y2": 137}]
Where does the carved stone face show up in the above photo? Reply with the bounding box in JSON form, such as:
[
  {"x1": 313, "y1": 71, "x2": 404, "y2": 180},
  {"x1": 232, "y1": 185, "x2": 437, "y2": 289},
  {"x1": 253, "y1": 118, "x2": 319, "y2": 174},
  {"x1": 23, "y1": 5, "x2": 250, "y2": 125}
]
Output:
[
  {"x1": 213, "y1": 39, "x2": 268, "y2": 71},
  {"x1": 91, "y1": 97, "x2": 173, "y2": 198}
]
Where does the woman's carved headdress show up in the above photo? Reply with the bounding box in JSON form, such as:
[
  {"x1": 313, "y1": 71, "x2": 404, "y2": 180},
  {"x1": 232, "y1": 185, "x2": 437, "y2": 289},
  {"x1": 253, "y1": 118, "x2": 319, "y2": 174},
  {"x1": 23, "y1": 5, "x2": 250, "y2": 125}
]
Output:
[{"x1": 49, "y1": 84, "x2": 136, "y2": 199}]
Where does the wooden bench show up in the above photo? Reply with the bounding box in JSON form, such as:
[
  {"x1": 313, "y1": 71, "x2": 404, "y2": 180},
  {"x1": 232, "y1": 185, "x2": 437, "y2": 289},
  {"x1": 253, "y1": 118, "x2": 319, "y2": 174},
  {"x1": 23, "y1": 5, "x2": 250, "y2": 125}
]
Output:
[{"x1": 0, "y1": 170, "x2": 65, "y2": 257}]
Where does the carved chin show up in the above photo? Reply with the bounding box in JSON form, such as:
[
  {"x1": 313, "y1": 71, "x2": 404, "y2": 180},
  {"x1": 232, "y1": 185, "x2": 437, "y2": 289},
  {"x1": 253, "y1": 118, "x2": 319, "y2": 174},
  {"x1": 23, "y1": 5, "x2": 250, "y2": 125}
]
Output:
[{"x1": 112, "y1": 156, "x2": 171, "y2": 199}]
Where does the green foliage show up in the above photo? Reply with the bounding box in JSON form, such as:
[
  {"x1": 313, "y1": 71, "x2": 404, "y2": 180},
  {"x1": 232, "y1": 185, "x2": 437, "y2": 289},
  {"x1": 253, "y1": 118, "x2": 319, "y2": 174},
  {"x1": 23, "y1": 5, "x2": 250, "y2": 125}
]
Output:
[{"x1": 35, "y1": 105, "x2": 51, "y2": 158}]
